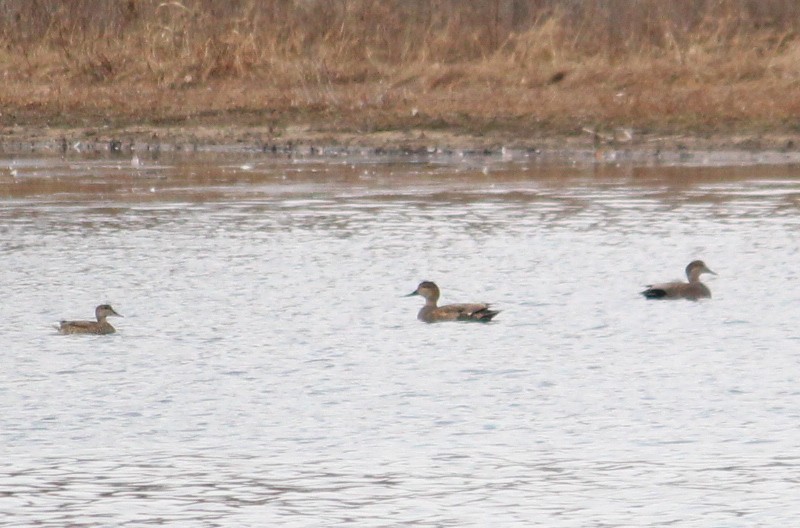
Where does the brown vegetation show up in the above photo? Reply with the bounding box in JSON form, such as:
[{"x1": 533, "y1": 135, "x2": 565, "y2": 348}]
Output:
[{"x1": 2, "y1": 0, "x2": 800, "y2": 145}]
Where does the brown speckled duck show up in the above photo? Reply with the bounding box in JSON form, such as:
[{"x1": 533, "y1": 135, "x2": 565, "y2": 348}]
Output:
[
  {"x1": 406, "y1": 281, "x2": 499, "y2": 323},
  {"x1": 641, "y1": 260, "x2": 716, "y2": 300},
  {"x1": 58, "y1": 304, "x2": 123, "y2": 335}
]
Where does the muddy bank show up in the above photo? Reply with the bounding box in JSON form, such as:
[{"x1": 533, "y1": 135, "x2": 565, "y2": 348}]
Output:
[{"x1": 3, "y1": 122, "x2": 800, "y2": 167}]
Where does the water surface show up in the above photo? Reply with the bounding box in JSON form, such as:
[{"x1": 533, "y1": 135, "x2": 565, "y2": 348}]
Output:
[{"x1": 1, "y1": 152, "x2": 799, "y2": 526}]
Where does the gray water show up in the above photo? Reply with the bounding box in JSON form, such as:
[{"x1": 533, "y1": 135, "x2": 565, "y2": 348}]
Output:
[{"x1": 1, "y1": 152, "x2": 799, "y2": 526}]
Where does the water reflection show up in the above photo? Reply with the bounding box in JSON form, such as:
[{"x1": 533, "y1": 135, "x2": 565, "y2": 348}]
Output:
[{"x1": 1, "y1": 153, "x2": 799, "y2": 525}]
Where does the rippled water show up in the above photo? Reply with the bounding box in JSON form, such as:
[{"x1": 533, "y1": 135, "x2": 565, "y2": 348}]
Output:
[{"x1": 1, "y1": 152, "x2": 799, "y2": 526}]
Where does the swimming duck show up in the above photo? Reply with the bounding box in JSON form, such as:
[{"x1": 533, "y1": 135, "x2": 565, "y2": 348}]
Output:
[
  {"x1": 641, "y1": 260, "x2": 716, "y2": 300},
  {"x1": 58, "y1": 304, "x2": 122, "y2": 335},
  {"x1": 406, "y1": 281, "x2": 499, "y2": 323}
]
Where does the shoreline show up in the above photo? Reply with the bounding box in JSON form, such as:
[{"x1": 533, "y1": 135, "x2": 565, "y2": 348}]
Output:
[{"x1": 3, "y1": 123, "x2": 800, "y2": 167}]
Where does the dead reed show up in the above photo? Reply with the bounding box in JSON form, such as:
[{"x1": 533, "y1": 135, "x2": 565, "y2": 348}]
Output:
[{"x1": 2, "y1": 0, "x2": 800, "y2": 136}]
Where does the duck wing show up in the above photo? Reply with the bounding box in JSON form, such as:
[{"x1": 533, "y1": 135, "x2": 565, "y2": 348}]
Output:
[
  {"x1": 59, "y1": 320, "x2": 98, "y2": 334},
  {"x1": 440, "y1": 303, "x2": 499, "y2": 322}
]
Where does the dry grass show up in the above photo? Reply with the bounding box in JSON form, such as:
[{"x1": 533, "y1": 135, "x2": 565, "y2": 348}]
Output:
[{"x1": 2, "y1": 0, "x2": 800, "y2": 139}]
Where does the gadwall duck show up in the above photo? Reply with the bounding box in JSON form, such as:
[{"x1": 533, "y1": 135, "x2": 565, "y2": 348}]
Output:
[
  {"x1": 406, "y1": 281, "x2": 499, "y2": 323},
  {"x1": 641, "y1": 260, "x2": 716, "y2": 300},
  {"x1": 58, "y1": 304, "x2": 122, "y2": 335}
]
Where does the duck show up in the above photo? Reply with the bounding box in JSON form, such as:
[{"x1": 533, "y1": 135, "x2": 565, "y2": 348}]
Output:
[
  {"x1": 641, "y1": 260, "x2": 716, "y2": 300},
  {"x1": 58, "y1": 304, "x2": 123, "y2": 335},
  {"x1": 406, "y1": 281, "x2": 499, "y2": 323}
]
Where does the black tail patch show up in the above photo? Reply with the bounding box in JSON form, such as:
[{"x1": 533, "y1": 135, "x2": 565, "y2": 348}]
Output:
[
  {"x1": 475, "y1": 309, "x2": 500, "y2": 322},
  {"x1": 641, "y1": 288, "x2": 667, "y2": 299}
]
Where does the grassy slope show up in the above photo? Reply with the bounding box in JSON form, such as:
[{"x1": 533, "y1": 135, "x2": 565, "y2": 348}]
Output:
[{"x1": 2, "y1": 0, "x2": 800, "y2": 148}]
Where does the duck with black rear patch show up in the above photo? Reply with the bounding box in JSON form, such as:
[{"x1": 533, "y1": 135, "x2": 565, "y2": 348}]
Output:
[
  {"x1": 406, "y1": 281, "x2": 499, "y2": 323},
  {"x1": 641, "y1": 260, "x2": 716, "y2": 301}
]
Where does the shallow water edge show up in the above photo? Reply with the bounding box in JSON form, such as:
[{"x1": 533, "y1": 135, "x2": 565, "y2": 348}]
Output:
[{"x1": 3, "y1": 124, "x2": 800, "y2": 168}]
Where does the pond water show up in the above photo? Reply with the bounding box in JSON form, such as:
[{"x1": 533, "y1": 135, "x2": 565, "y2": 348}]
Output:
[{"x1": 1, "y1": 150, "x2": 799, "y2": 526}]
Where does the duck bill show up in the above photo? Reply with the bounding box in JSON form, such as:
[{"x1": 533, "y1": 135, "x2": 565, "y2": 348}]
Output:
[
  {"x1": 404, "y1": 291, "x2": 419, "y2": 297},
  {"x1": 706, "y1": 268, "x2": 717, "y2": 275}
]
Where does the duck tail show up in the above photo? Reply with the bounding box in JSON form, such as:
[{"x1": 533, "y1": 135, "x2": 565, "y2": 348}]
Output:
[
  {"x1": 641, "y1": 288, "x2": 666, "y2": 299},
  {"x1": 477, "y1": 309, "x2": 500, "y2": 322}
]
